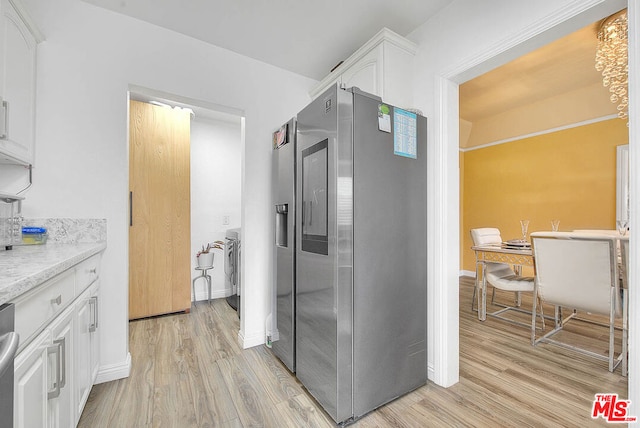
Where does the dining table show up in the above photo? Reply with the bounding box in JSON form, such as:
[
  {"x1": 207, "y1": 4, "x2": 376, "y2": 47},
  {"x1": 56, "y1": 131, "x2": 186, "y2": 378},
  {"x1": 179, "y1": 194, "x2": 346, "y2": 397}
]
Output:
[{"x1": 471, "y1": 231, "x2": 630, "y2": 321}]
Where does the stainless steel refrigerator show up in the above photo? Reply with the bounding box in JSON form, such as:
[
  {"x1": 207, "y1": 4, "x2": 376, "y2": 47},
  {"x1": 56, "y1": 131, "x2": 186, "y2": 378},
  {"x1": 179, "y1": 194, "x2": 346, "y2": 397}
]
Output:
[
  {"x1": 271, "y1": 118, "x2": 296, "y2": 372},
  {"x1": 295, "y1": 85, "x2": 427, "y2": 424}
]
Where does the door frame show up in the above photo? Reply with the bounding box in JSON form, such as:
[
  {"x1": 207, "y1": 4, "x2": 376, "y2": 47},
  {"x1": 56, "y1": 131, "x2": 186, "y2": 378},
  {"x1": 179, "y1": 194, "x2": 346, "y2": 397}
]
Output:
[{"x1": 126, "y1": 84, "x2": 246, "y2": 319}]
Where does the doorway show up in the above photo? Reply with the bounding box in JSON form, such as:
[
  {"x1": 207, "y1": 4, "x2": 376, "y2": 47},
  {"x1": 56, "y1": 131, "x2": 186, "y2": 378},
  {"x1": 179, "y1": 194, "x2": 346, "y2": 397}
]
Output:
[
  {"x1": 190, "y1": 111, "x2": 243, "y2": 305},
  {"x1": 127, "y1": 87, "x2": 244, "y2": 322},
  {"x1": 458, "y1": 13, "x2": 630, "y2": 409},
  {"x1": 431, "y1": 0, "x2": 636, "y2": 410}
]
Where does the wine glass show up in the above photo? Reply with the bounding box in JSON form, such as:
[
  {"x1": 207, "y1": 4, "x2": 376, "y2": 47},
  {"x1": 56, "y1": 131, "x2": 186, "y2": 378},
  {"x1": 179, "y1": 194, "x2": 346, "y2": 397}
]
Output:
[
  {"x1": 617, "y1": 219, "x2": 628, "y2": 236},
  {"x1": 551, "y1": 220, "x2": 560, "y2": 232},
  {"x1": 520, "y1": 219, "x2": 530, "y2": 242}
]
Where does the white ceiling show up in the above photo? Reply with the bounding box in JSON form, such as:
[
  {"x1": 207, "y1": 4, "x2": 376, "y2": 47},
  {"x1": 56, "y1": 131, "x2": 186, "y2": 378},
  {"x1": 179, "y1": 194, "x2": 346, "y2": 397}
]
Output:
[
  {"x1": 81, "y1": 0, "x2": 454, "y2": 80},
  {"x1": 83, "y1": 0, "x2": 615, "y2": 126}
]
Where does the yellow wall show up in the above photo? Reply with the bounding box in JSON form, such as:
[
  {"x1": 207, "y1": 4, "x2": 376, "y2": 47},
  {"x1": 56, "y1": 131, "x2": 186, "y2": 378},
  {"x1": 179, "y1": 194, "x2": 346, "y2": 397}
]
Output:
[
  {"x1": 459, "y1": 150, "x2": 465, "y2": 267},
  {"x1": 461, "y1": 118, "x2": 629, "y2": 272}
]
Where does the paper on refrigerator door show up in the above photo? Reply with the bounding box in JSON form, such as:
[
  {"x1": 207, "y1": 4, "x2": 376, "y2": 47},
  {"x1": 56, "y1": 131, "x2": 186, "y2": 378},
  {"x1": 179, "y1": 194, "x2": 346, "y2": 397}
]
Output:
[
  {"x1": 378, "y1": 104, "x2": 391, "y2": 133},
  {"x1": 393, "y1": 108, "x2": 417, "y2": 159}
]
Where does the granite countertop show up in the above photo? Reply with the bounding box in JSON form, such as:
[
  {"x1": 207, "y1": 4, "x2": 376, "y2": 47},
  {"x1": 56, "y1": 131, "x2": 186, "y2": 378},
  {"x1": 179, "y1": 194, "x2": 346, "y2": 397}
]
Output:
[{"x1": 0, "y1": 242, "x2": 107, "y2": 305}]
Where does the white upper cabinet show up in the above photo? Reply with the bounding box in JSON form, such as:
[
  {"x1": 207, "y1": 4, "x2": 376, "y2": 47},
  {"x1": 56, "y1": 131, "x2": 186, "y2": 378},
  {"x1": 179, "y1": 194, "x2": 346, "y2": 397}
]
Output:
[
  {"x1": 340, "y1": 44, "x2": 382, "y2": 97},
  {"x1": 0, "y1": 0, "x2": 43, "y2": 165},
  {"x1": 309, "y1": 28, "x2": 417, "y2": 109}
]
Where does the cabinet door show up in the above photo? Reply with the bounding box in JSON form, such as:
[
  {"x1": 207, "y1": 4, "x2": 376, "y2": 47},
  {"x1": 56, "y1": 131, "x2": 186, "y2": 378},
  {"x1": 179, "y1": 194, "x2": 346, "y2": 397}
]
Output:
[
  {"x1": 0, "y1": 0, "x2": 36, "y2": 164},
  {"x1": 89, "y1": 282, "x2": 100, "y2": 384},
  {"x1": 340, "y1": 44, "x2": 382, "y2": 97},
  {"x1": 48, "y1": 306, "x2": 75, "y2": 428},
  {"x1": 75, "y1": 281, "x2": 100, "y2": 424},
  {"x1": 14, "y1": 330, "x2": 50, "y2": 428},
  {"x1": 75, "y1": 287, "x2": 92, "y2": 420}
]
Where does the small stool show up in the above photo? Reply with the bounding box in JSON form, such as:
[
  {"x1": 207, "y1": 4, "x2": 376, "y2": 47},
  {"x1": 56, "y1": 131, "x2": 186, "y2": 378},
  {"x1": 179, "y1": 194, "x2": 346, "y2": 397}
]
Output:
[{"x1": 192, "y1": 266, "x2": 213, "y2": 303}]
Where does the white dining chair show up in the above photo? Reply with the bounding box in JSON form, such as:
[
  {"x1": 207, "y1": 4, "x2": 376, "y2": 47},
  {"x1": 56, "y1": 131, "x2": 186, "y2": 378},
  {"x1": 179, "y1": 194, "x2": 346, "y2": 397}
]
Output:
[
  {"x1": 470, "y1": 228, "x2": 544, "y2": 328},
  {"x1": 530, "y1": 231, "x2": 627, "y2": 374},
  {"x1": 470, "y1": 228, "x2": 509, "y2": 311},
  {"x1": 574, "y1": 229, "x2": 625, "y2": 295}
]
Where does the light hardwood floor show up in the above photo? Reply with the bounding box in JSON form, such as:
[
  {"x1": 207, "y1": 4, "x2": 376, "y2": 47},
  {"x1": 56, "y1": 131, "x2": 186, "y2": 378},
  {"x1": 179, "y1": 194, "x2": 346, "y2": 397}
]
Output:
[{"x1": 79, "y1": 278, "x2": 628, "y2": 427}]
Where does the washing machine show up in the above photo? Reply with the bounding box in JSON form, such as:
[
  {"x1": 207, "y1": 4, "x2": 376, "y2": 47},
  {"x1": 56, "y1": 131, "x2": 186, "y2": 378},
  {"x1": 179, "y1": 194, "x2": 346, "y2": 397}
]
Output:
[{"x1": 224, "y1": 228, "x2": 241, "y2": 316}]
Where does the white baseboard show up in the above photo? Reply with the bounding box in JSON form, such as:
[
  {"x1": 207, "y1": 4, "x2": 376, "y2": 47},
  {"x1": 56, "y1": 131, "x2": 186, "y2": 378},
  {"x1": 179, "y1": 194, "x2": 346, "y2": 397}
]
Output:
[
  {"x1": 95, "y1": 352, "x2": 131, "y2": 384},
  {"x1": 459, "y1": 270, "x2": 475, "y2": 278},
  {"x1": 238, "y1": 328, "x2": 265, "y2": 349},
  {"x1": 192, "y1": 287, "x2": 232, "y2": 302}
]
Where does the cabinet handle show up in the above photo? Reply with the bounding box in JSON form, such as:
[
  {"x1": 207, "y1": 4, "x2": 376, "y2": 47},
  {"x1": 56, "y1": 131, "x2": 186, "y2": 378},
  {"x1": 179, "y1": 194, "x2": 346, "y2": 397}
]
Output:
[
  {"x1": 129, "y1": 191, "x2": 133, "y2": 227},
  {"x1": 53, "y1": 337, "x2": 66, "y2": 388},
  {"x1": 89, "y1": 296, "x2": 99, "y2": 332},
  {"x1": 47, "y1": 343, "x2": 61, "y2": 399},
  {"x1": 50, "y1": 295, "x2": 62, "y2": 305},
  {"x1": 89, "y1": 268, "x2": 97, "y2": 274},
  {"x1": 0, "y1": 99, "x2": 7, "y2": 139},
  {"x1": 94, "y1": 295, "x2": 99, "y2": 330}
]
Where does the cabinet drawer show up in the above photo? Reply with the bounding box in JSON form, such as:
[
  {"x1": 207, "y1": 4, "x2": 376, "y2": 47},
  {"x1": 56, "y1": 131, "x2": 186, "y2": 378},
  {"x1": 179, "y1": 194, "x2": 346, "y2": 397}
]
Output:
[
  {"x1": 76, "y1": 254, "x2": 100, "y2": 293},
  {"x1": 14, "y1": 269, "x2": 75, "y2": 351}
]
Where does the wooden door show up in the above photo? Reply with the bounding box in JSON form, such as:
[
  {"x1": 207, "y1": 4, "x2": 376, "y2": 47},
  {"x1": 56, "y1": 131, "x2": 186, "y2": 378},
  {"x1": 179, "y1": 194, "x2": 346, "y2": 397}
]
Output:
[{"x1": 129, "y1": 100, "x2": 191, "y2": 320}]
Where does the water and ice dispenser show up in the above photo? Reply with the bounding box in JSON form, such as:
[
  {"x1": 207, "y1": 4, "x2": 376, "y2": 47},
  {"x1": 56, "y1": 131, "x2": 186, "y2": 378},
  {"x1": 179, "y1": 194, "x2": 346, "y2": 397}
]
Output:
[{"x1": 275, "y1": 204, "x2": 288, "y2": 247}]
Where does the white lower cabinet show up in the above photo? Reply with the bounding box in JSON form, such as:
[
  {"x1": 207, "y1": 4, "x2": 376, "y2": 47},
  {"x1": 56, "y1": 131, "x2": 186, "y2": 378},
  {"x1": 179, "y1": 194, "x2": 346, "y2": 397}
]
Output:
[
  {"x1": 13, "y1": 304, "x2": 74, "y2": 428},
  {"x1": 13, "y1": 253, "x2": 102, "y2": 427}
]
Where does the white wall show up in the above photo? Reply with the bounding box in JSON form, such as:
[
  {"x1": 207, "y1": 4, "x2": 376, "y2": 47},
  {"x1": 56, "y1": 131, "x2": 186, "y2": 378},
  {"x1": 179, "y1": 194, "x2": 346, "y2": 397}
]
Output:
[
  {"x1": 22, "y1": 0, "x2": 315, "y2": 380},
  {"x1": 190, "y1": 116, "x2": 242, "y2": 301}
]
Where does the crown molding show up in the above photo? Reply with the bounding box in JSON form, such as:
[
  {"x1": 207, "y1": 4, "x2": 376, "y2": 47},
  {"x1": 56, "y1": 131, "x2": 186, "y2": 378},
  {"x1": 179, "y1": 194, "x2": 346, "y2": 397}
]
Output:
[{"x1": 8, "y1": 0, "x2": 44, "y2": 43}]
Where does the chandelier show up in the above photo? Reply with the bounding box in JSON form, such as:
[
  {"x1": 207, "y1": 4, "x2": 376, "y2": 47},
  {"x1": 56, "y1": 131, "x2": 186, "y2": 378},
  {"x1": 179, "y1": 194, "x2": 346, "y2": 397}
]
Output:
[{"x1": 595, "y1": 10, "x2": 628, "y2": 120}]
